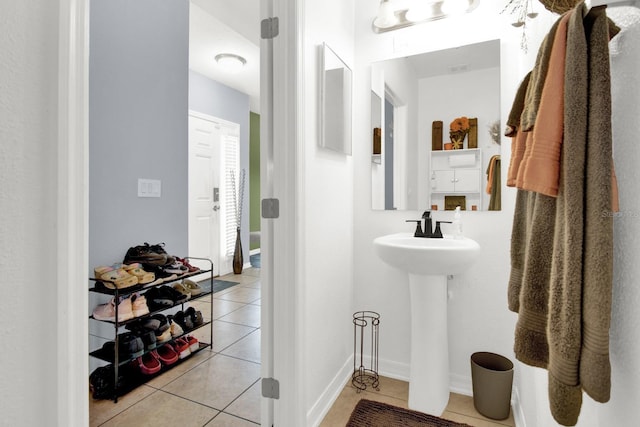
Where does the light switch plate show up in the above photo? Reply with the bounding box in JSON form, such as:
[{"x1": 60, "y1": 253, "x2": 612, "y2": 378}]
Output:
[{"x1": 138, "y1": 179, "x2": 161, "y2": 198}]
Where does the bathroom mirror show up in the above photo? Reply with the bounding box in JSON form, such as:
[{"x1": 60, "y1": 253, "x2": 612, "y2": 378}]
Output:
[
  {"x1": 320, "y1": 43, "x2": 353, "y2": 155},
  {"x1": 370, "y1": 39, "x2": 501, "y2": 211}
]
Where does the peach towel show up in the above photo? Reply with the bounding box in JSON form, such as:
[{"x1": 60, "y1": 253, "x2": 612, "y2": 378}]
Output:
[{"x1": 515, "y1": 11, "x2": 573, "y2": 196}]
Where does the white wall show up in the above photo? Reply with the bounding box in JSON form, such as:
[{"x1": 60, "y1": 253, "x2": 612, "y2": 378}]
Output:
[
  {"x1": 303, "y1": 0, "x2": 356, "y2": 424},
  {"x1": 354, "y1": 0, "x2": 521, "y2": 394},
  {"x1": 0, "y1": 1, "x2": 61, "y2": 425}
]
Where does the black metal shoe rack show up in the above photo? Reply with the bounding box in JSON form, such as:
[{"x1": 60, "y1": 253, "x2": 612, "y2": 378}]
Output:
[
  {"x1": 352, "y1": 311, "x2": 380, "y2": 392},
  {"x1": 89, "y1": 257, "x2": 214, "y2": 402}
]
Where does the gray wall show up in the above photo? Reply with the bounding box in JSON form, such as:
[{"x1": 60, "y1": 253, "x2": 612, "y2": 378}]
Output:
[
  {"x1": 89, "y1": 0, "x2": 190, "y2": 270},
  {"x1": 189, "y1": 70, "x2": 251, "y2": 263}
]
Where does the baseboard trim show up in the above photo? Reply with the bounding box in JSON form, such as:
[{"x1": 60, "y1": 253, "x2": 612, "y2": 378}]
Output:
[
  {"x1": 378, "y1": 357, "x2": 410, "y2": 381},
  {"x1": 307, "y1": 356, "x2": 353, "y2": 427},
  {"x1": 450, "y1": 373, "x2": 472, "y2": 396},
  {"x1": 512, "y1": 386, "x2": 526, "y2": 427}
]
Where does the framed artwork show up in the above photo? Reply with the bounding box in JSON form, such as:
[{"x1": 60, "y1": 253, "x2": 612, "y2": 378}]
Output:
[{"x1": 444, "y1": 195, "x2": 466, "y2": 210}]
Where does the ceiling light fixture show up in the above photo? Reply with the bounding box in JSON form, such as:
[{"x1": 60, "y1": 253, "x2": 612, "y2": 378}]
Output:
[
  {"x1": 214, "y1": 53, "x2": 247, "y2": 71},
  {"x1": 372, "y1": 0, "x2": 480, "y2": 33}
]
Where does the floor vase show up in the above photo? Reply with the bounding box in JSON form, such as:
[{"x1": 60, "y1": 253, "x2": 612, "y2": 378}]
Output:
[{"x1": 233, "y1": 227, "x2": 243, "y2": 274}]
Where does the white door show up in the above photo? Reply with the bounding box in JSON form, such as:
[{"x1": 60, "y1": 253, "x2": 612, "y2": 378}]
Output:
[{"x1": 188, "y1": 113, "x2": 222, "y2": 277}]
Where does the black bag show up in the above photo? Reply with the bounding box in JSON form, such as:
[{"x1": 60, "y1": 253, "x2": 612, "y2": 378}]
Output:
[
  {"x1": 89, "y1": 364, "x2": 118, "y2": 399},
  {"x1": 123, "y1": 242, "x2": 172, "y2": 267},
  {"x1": 89, "y1": 363, "x2": 140, "y2": 399}
]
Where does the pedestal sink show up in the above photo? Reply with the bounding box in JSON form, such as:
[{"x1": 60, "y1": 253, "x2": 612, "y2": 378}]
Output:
[{"x1": 373, "y1": 232, "x2": 480, "y2": 416}]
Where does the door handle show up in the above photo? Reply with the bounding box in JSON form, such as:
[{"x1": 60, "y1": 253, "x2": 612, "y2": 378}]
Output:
[{"x1": 213, "y1": 205, "x2": 220, "y2": 211}]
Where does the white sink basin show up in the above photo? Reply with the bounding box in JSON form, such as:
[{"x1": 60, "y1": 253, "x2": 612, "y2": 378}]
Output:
[
  {"x1": 373, "y1": 232, "x2": 480, "y2": 276},
  {"x1": 373, "y1": 232, "x2": 480, "y2": 416}
]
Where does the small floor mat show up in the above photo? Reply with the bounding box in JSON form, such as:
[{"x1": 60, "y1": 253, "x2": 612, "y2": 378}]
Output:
[
  {"x1": 196, "y1": 278, "x2": 240, "y2": 295},
  {"x1": 346, "y1": 399, "x2": 473, "y2": 427}
]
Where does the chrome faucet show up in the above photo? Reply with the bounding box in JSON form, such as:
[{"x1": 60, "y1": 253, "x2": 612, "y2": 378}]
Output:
[{"x1": 406, "y1": 211, "x2": 451, "y2": 238}]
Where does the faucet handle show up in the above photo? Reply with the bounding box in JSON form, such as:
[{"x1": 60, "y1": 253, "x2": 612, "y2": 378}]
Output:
[
  {"x1": 422, "y1": 211, "x2": 431, "y2": 219},
  {"x1": 406, "y1": 220, "x2": 423, "y2": 237},
  {"x1": 432, "y1": 221, "x2": 452, "y2": 238}
]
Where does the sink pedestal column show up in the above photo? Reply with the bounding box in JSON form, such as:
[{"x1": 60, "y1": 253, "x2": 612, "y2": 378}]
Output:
[{"x1": 408, "y1": 274, "x2": 449, "y2": 416}]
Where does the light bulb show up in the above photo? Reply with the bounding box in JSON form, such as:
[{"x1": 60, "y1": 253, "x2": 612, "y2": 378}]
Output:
[
  {"x1": 374, "y1": 0, "x2": 398, "y2": 29},
  {"x1": 406, "y1": 4, "x2": 431, "y2": 22}
]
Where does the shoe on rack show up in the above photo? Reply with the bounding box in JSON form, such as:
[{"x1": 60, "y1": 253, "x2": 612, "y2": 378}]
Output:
[
  {"x1": 162, "y1": 274, "x2": 179, "y2": 283},
  {"x1": 123, "y1": 263, "x2": 156, "y2": 285},
  {"x1": 172, "y1": 282, "x2": 191, "y2": 300},
  {"x1": 168, "y1": 317, "x2": 184, "y2": 338},
  {"x1": 125, "y1": 317, "x2": 160, "y2": 333},
  {"x1": 172, "y1": 337, "x2": 191, "y2": 359},
  {"x1": 137, "y1": 352, "x2": 161, "y2": 375},
  {"x1": 119, "y1": 332, "x2": 145, "y2": 358},
  {"x1": 164, "y1": 261, "x2": 189, "y2": 275},
  {"x1": 155, "y1": 285, "x2": 188, "y2": 304},
  {"x1": 101, "y1": 333, "x2": 144, "y2": 360},
  {"x1": 131, "y1": 293, "x2": 150, "y2": 317},
  {"x1": 173, "y1": 310, "x2": 194, "y2": 331},
  {"x1": 154, "y1": 344, "x2": 179, "y2": 366},
  {"x1": 175, "y1": 257, "x2": 200, "y2": 273},
  {"x1": 137, "y1": 329, "x2": 157, "y2": 350},
  {"x1": 144, "y1": 287, "x2": 174, "y2": 311},
  {"x1": 94, "y1": 266, "x2": 139, "y2": 290},
  {"x1": 149, "y1": 313, "x2": 170, "y2": 332},
  {"x1": 182, "y1": 279, "x2": 203, "y2": 296},
  {"x1": 92, "y1": 297, "x2": 134, "y2": 322},
  {"x1": 185, "y1": 307, "x2": 204, "y2": 327},
  {"x1": 148, "y1": 267, "x2": 178, "y2": 284},
  {"x1": 185, "y1": 335, "x2": 199, "y2": 352},
  {"x1": 146, "y1": 242, "x2": 176, "y2": 266},
  {"x1": 155, "y1": 328, "x2": 172, "y2": 344}
]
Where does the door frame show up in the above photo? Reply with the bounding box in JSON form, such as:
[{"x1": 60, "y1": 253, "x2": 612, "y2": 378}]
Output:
[
  {"x1": 57, "y1": 0, "x2": 305, "y2": 425},
  {"x1": 260, "y1": 0, "x2": 306, "y2": 425},
  {"x1": 57, "y1": 0, "x2": 90, "y2": 425}
]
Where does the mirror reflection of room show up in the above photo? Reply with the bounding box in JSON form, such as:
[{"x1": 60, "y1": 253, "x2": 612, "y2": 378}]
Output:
[{"x1": 371, "y1": 39, "x2": 501, "y2": 211}]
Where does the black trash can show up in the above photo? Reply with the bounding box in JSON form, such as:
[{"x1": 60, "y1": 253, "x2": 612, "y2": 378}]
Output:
[{"x1": 470, "y1": 352, "x2": 514, "y2": 420}]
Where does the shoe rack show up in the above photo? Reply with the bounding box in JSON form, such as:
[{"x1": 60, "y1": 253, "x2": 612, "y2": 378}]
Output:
[{"x1": 89, "y1": 257, "x2": 214, "y2": 403}]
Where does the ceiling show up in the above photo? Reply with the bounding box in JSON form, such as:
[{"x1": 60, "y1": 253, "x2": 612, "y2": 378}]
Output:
[
  {"x1": 189, "y1": 0, "x2": 261, "y2": 112},
  {"x1": 405, "y1": 39, "x2": 500, "y2": 79},
  {"x1": 188, "y1": 2, "x2": 499, "y2": 113}
]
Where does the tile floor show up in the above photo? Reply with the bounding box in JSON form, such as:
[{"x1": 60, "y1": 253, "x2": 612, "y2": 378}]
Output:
[
  {"x1": 90, "y1": 267, "x2": 515, "y2": 427},
  {"x1": 90, "y1": 268, "x2": 262, "y2": 427}
]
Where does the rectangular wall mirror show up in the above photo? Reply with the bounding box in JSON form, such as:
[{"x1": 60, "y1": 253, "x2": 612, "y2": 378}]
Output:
[
  {"x1": 320, "y1": 43, "x2": 353, "y2": 155},
  {"x1": 370, "y1": 39, "x2": 502, "y2": 211}
]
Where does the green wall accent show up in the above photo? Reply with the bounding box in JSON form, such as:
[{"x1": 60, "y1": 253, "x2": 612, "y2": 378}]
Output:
[{"x1": 249, "y1": 112, "x2": 261, "y2": 250}]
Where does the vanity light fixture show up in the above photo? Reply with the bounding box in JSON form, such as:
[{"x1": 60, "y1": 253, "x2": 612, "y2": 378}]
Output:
[
  {"x1": 372, "y1": 0, "x2": 480, "y2": 33},
  {"x1": 374, "y1": 0, "x2": 398, "y2": 28},
  {"x1": 214, "y1": 53, "x2": 247, "y2": 71}
]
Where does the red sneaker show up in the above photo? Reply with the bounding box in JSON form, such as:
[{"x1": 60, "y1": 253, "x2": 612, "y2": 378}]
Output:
[{"x1": 172, "y1": 337, "x2": 191, "y2": 359}]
